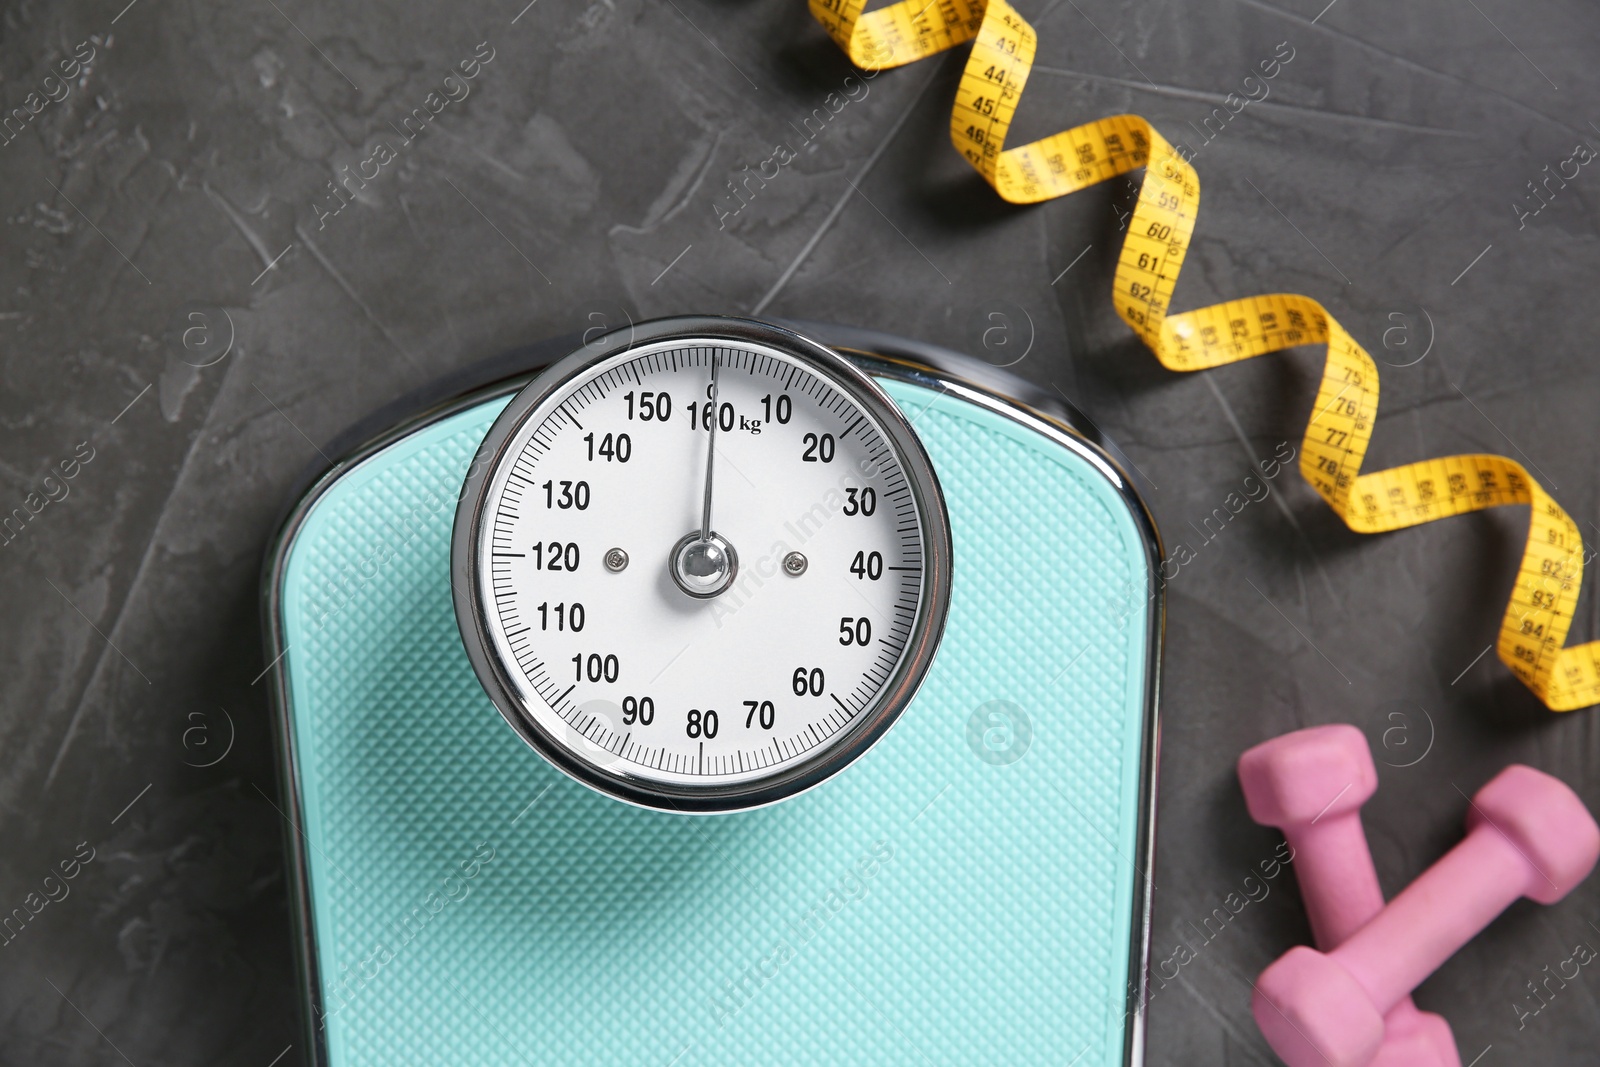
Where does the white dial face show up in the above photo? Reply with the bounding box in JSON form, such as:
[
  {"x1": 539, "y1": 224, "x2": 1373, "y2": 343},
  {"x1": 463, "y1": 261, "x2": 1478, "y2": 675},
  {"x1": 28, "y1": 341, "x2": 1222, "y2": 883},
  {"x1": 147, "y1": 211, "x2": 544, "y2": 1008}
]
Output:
[{"x1": 474, "y1": 338, "x2": 934, "y2": 794}]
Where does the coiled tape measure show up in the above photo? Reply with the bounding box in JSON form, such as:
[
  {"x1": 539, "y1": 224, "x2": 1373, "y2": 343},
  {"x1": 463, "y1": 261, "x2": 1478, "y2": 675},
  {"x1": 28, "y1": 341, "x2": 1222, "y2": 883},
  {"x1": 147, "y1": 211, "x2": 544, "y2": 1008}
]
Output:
[{"x1": 810, "y1": 0, "x2": 1600, "y2": 711}]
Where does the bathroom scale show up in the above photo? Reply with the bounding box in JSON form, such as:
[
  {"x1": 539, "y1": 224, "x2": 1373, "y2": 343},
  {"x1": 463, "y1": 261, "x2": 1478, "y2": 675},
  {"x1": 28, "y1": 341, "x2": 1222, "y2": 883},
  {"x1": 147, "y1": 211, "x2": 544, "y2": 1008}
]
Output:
[{"x1": 262, "y1": 316, "x2": 1164, "y2": 1066}]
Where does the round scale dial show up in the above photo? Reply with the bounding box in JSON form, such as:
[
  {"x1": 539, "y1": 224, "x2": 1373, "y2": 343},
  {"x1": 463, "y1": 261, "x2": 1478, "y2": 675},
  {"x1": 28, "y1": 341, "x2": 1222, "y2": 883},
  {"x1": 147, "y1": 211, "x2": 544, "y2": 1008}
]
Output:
[{"x1": 454, "y1": 320, "x2": 951, "y2": 812}]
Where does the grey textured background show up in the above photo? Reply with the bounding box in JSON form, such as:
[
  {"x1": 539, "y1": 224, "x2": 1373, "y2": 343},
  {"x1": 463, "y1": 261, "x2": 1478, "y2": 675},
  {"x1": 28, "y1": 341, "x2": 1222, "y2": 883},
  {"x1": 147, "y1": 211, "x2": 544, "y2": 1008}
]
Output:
[{"x1": 2, "y1": 0, "x2": 1599, "y2": 1063}]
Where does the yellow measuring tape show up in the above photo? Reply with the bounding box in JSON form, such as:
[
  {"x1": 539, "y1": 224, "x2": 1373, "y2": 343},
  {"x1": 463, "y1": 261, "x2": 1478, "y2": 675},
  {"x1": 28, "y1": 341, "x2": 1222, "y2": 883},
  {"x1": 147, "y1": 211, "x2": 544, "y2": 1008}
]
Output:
[{"x1": 810, "y1": 0, "x2": 1600, "y2": 711}]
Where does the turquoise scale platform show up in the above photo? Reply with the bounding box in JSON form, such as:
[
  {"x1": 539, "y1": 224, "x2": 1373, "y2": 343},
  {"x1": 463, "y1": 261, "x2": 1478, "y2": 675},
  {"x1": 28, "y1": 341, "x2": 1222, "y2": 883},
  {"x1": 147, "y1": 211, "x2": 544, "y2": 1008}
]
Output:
[{"x1": 271, "y1": 376, "x2": 1158, "y2": 1066}]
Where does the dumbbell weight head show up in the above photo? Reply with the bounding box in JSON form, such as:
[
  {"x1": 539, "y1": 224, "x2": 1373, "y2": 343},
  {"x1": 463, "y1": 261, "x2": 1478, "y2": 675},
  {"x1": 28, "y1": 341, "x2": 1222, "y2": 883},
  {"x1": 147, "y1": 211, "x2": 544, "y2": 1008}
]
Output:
[
  {"x1": 1238, "y1": 723, "x2": 1378, "y2": 834},
  {"x1": 1254, "y1": 945, "x2": 1472, "y2": 1067},
  {"x1": 1254, "y1": 946, "x2": 1385, "y2": 1067},
  {"x1": 1468, "y1": 764, "x2": 1600, "y2": 904}
]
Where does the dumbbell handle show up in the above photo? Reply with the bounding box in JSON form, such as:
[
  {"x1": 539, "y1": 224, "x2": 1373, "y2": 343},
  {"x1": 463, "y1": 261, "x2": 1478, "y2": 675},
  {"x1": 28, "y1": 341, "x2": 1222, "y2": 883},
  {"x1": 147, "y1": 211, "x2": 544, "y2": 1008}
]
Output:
[
  {"x1": 1331, "y1": 824, "x2": 1521, "y2": 1011},
  {"x1": 1285, "y1": 816, "x2": 1388, "y2": 948}
]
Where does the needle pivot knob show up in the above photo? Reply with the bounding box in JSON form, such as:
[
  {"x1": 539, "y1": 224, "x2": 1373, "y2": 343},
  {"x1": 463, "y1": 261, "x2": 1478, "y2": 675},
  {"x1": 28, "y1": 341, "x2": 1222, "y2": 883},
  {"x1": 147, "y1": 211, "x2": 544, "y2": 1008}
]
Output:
[{"x1": 671, "y1": 532, "x2": 739, "y2": 599}]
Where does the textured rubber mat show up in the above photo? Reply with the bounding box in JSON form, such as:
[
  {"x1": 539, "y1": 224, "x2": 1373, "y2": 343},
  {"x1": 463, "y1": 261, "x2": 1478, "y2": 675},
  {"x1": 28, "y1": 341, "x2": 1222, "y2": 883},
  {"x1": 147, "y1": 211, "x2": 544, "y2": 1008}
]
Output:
[{"x1": 273, "y1": 377, "x2": 1156, "y2": 1066}]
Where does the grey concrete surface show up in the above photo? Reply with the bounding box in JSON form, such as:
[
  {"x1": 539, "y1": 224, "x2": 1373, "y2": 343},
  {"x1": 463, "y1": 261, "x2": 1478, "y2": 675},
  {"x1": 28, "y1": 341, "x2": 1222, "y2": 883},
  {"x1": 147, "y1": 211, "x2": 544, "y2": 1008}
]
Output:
[{"x1": 2, "y1": 0, "x2": 1599, "y2": 1063}]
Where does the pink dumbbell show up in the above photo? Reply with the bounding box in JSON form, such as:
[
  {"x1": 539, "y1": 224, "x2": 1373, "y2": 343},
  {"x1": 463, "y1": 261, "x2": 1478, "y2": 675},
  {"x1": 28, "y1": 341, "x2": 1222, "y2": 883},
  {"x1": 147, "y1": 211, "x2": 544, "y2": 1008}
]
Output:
[
  {"x1": 1238, "y1": 725, "x2": 1459, "y2": 1067},
  {"x1": 1253, "y1": 764, "x2": 1600, "y2": 1067}
]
